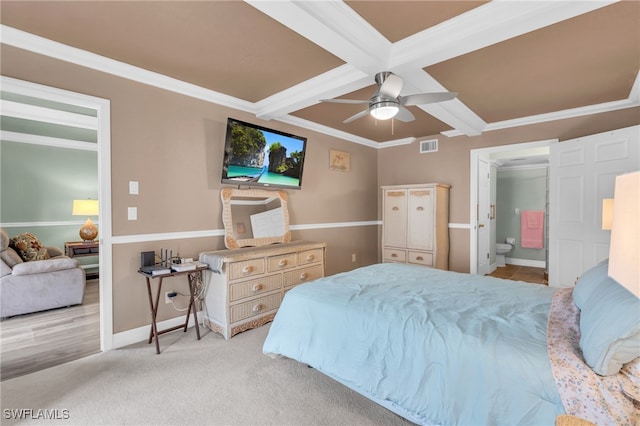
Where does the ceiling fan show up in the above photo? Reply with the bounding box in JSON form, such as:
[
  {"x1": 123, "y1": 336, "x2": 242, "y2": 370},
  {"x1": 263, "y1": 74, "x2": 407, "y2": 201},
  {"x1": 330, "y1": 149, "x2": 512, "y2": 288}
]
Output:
[{"x1": 320, "y1": 71, "x2": 457, "y2": 124}]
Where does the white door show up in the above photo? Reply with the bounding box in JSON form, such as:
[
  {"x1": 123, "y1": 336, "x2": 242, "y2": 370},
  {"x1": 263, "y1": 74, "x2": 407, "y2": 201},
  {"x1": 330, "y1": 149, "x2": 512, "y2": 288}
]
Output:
[
  {"x1": 477, "y1": 157, "x2": 491, "y2": 275},
  {"x1": 549, "y1": 125, "x2": 639, "y2": 287}
]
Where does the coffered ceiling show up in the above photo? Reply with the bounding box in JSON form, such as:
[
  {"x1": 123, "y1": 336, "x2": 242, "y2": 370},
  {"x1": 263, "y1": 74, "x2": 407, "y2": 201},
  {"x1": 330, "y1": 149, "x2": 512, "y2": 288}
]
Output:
[{"x1": 1, "y1": 1, "x2": 638, "y2": 147}]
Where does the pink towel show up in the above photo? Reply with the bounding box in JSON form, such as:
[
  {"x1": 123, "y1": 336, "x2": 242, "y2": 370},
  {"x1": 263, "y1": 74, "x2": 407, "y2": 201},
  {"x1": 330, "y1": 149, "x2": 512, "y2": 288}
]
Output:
[{"x1": 521, "y1": 210, "x2": 544, "y2": 249}]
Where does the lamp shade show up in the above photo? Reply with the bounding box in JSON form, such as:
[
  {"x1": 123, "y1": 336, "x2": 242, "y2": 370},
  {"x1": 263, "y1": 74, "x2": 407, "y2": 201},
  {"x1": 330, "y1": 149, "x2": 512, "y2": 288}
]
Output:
[
  {"x1": 602, "y1": 198, "x2": 614, "y2": 230},
  {"x1": 72, "y1": 199, "x2": 99, "y2": 216},
  {"x1": 608, "y1": 171, "x2": 639, "y2": 298},
  {"x1": 72, "y1": 199, "x2": 99, "y2": 241}
]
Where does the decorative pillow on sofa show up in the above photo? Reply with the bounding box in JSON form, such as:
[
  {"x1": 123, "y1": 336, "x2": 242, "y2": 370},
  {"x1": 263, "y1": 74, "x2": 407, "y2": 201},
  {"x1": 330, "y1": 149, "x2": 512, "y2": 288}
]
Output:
[
  {"x1": 9, "y1": 233, "x2": 50, "y2": 262},
  {"x1": 577, "y1": 270, "x2": 640, "y2": 376}
]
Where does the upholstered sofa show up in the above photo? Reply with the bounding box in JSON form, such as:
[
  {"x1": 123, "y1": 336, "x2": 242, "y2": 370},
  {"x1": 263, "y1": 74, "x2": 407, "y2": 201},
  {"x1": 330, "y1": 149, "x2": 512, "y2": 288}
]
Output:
[{"x1": 0, "y1": 229, "x2": 86, "y2": 318}]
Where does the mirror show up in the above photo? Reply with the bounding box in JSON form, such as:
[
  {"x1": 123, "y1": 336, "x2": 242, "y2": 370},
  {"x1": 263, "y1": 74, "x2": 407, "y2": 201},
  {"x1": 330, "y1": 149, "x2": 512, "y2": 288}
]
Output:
[{"x1": 221, "y1": 187, "x2": 291, "y2": 249}]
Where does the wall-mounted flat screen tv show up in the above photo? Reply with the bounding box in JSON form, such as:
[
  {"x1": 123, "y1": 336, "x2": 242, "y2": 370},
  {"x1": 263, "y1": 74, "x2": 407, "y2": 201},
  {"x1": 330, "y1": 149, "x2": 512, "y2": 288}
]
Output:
[{"x1": 221, "y1": 118, "x2": 307, "y2": 190}]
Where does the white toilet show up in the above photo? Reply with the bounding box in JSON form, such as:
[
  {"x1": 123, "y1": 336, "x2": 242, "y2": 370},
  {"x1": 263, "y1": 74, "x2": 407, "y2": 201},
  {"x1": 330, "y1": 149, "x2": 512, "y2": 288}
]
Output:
[{"x1": 495, "y1": 243, "x2": 512, "y2": 267}]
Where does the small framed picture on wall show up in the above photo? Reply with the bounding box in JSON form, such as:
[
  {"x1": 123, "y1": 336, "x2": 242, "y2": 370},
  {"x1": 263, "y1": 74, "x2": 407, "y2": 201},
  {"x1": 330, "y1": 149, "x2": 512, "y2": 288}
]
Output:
[{"x1": 329, "y1": 149, "x2": 350, "y2": 172}]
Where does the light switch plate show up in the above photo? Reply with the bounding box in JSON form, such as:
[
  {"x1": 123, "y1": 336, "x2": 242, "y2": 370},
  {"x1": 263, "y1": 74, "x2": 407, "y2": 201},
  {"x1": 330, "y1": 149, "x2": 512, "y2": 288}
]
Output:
[
  {"x1": 128, "y1": 207, "x2": 137, "y2": 221},
  {"x1": 129, "y1": 181, "x2": 139, "y2": 195}
]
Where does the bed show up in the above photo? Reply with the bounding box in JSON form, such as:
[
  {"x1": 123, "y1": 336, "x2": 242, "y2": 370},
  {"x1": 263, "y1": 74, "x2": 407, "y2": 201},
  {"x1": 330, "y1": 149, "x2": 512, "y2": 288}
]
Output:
[{"x1": 263, "y1": 262, "x2": 639, "y2": 425}]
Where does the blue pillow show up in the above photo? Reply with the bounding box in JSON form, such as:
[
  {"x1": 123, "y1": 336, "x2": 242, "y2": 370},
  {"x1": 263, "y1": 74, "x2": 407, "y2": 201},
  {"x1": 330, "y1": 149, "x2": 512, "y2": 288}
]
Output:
[
  {"x1": 573, "y1": 259, "x2": 609, "y2": 309},
  {"x1": 578, "y1": 274, "x2": 640, "y2": 376}
]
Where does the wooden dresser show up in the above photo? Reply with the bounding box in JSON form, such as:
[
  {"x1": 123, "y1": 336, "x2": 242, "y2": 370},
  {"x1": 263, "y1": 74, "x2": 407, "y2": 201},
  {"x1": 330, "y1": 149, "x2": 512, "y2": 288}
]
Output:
[
  {"x1": 381, "y1": 183, "x2": 450, "y2": 270},
  {"x1": 199, "y1": 241, "x2": 326, "y2": 339}
]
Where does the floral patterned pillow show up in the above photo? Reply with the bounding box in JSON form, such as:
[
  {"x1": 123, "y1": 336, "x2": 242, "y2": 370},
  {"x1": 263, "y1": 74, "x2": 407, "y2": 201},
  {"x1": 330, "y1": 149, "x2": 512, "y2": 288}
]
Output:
[{"x1": 9, "y1": 233, "x2": 50, "y2": 262}]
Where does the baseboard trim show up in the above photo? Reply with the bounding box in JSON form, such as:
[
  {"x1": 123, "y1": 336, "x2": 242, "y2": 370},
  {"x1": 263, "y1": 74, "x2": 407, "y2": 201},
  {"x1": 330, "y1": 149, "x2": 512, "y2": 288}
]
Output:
[
  {"x1": 505, "y1": 257, "x2": 546, "y2": 268},
  {"x1": 113, "y1": 311, "x2": 202, "y2": 349}
]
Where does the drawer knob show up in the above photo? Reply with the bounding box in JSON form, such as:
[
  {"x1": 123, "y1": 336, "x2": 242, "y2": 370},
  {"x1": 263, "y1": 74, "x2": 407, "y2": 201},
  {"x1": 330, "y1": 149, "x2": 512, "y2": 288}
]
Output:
[
  {"x1": 252, "y1": 303, "x2": 263, "y2": 313},
  {"x1": 392, "y1": 206, "x2": 399, "y2": 211},
  {"x1": 300, "y1": 272, "x2": 309, "y2": 281},
  {"x1": 416, "y1": 206, "x2": 424, "y2": 211},
  {"x1": 391, "y1": 253, "x2": 398, "y2": 258},
  {"x1": 278, "y1": 259, "x2": 288, "y2": 267},
  {"x1": 252, "y1": 283, "x2": 263, "y2": 292},
  {"x1": 306, "y1": 254, "x2": 315, "y2": 262},
  {"x1": 242, "y1": 265, "x2": 254, "y2": 274},
  {"x1": 416, "y1": 256, "x2": 424, "y2": 261}
]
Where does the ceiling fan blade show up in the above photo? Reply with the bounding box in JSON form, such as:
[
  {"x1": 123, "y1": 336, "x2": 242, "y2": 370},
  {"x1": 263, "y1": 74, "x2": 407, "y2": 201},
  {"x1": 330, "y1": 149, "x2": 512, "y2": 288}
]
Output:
[
  {"x1": 377, "y1": 73, "x2": 404, "y2": 98},
  {"x1": 343, "y1": 108, "x2": 371, "y2": 124},
  {"x1": 394, "y1": 106, "x2": 415, "y2": 123},
  {"x1": 399, "y1": 92, "x2": 458, "y2": 106},
  {"x1": 320, "y1": 98, "x2": 369, "y2": 104}
]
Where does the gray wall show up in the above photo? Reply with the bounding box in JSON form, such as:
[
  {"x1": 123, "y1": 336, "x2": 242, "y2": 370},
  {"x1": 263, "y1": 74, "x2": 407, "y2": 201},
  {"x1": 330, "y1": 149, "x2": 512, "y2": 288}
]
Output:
[
  {"x1": 0, "y1": 139, "x2": 98, "y2": 271},
  {"x1": 496, "y1": 167, "x2": 548, "y2": 262}
]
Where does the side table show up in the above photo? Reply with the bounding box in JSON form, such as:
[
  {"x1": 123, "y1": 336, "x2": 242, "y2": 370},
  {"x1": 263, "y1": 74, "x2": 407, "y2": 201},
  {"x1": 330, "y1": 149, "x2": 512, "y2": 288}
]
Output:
[
  {"x1": 65, "y1": 241, "x2": 99, "y2": 280},
  {"x1": 138, "y1": 266, "x2": 208, "y2": 354}
]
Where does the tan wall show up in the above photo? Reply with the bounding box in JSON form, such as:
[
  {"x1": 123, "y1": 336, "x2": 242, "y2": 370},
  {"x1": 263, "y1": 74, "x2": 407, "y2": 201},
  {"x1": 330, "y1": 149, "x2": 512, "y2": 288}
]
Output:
[
  {"x1": 1, "y1": 46, "x2": 380, "y2": 332},
  {"x1": 377, "y1": 108, "x2": 640, "y2": 272}
]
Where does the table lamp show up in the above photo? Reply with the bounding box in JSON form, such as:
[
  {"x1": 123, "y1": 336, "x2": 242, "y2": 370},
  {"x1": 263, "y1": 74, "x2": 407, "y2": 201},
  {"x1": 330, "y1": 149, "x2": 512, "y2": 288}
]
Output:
[{"x1": 72, "y1": 199, "x2": 99, "y2": 241}]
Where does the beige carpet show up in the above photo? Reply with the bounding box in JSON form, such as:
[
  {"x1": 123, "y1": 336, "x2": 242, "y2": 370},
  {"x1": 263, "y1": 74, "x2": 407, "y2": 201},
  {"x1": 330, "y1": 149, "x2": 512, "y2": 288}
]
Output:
[{"x1": 0, "y1": 324, "x2": 413, "y2": 425}]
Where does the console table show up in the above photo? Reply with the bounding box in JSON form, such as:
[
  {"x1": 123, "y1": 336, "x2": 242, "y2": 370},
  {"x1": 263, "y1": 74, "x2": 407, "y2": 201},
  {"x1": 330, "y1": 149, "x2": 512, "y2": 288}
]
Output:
[
  {"x1": 65, "y1": 241, "x2": 99, "y2": 280},
  {"x1": 138, "y1": 266, "x2": 208, "y2": 354}
]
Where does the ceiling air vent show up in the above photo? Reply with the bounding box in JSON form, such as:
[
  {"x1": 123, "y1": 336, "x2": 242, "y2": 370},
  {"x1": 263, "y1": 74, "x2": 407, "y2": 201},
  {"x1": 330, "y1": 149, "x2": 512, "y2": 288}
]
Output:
[{"x1": 420, "y1": 139, "x2": 438, "y2": 153}]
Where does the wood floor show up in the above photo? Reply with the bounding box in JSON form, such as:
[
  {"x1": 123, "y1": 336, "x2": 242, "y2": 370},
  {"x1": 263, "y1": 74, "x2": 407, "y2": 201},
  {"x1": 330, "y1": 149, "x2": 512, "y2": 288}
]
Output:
[
  {"x1": 0, "y1": 279, "x2": 100, "y2": 381},
  {"x1": 486, "y1": 264, "x2": 548, "y2": 285}
]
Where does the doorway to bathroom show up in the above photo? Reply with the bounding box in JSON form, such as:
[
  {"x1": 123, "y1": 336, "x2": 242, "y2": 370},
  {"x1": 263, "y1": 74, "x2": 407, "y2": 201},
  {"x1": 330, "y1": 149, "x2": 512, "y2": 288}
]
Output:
[{"x1": 470, "y1": 139, "x2": 555, "y2": 276}]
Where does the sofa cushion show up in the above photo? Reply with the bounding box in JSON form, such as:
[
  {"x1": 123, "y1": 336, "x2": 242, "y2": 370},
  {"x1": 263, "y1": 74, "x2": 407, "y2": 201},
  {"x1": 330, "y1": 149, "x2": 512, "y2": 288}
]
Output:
[
  {"x1": 11, "y1": 256, "x2": 80, "y2": 276},
  {"x1": 1, "y1": 258, "x2": 11, "y2": 278},
  {"x1": 9, "y1": 233, "x2": 50, "y2": 262},
  {"x1": 0, "y1": 247, "x2": 23, "y2": 268},
  {"x1": 47, "y1": 246, "x2": 64, "y2": 258}
]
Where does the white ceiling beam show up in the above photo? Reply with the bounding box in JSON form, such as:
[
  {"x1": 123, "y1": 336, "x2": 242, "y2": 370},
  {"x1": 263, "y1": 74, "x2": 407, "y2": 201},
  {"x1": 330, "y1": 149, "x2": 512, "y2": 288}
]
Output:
[
  {"x1": 246, "y1": 0, "x2": 391, "y2": 73},
  {"x1": 247, "y1": 0, "x2": 392, "y2": 120},
  {"x1": 255, "y1": 65, "x2": 369, "y2": 121},
  {"x1": 252, "y1": 0, "x2": 618, "y2": 137},
  {"x1": 390, "y1": 1, "x2": 618, "y2": 70}
]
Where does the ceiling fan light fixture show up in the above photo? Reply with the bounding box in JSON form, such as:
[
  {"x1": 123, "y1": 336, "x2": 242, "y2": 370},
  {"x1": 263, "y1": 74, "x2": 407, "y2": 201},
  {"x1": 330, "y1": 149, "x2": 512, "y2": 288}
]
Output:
[{"x1": 370, "y1": 101, "x2": 399, "y2": 120}]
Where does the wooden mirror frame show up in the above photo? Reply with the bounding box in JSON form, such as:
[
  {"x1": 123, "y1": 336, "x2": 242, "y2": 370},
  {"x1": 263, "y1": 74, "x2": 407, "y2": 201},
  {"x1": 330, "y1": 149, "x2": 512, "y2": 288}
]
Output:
[{"x1": 221, "y1": 187, "x2": 291, "y2": 249}]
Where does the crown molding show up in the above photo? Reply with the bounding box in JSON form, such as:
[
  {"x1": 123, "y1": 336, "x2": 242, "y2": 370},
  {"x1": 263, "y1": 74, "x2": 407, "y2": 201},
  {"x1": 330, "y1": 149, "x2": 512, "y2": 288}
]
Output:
[
  {"x1": 0, "y1": 25, "x2": 255, "y2": 114},
  {"x1": 442, "y1": 97, "x2": 640, "y2": 138}
]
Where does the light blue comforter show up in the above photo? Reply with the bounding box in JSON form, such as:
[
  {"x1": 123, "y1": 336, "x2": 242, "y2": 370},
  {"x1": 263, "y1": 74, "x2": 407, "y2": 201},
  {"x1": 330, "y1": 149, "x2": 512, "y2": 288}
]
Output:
[{"x1": 263, "y1": 263, "x2": 564, "y2": 425}]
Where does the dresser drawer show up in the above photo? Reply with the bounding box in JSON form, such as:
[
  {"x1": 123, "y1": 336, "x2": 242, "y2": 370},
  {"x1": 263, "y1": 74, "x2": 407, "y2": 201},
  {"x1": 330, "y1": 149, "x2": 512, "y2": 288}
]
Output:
[
  {"x1": 283, "y1": 264, "x2": 324, "y2": 288},
  {"x1": 408, "y1": 251, "x2": 433, "y2": 266},
  {"x1": 229, "y1": 274, "x2": 282, "y2": 302},
  {"x1": 298, "y1": 248, "x2": 323, "y2": 265},
  {"x1": 383, "y1": 248, "x2": 407, "y2": 262},
  {"x1": 267, "y1": 253, "x2": 297, "y2": 272},
  {"x1": 228, "y1": 258, "x2": 266, "y2": 280},
  {"x1": 230, "y1": 293, "x2": 282, "y2": 323}
]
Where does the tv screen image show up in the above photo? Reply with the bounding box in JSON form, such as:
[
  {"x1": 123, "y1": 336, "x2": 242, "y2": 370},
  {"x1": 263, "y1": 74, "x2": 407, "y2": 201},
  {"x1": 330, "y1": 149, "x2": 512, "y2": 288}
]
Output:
[{"x1": 221, "y1": 118, "x2": 307, "y2": 190}]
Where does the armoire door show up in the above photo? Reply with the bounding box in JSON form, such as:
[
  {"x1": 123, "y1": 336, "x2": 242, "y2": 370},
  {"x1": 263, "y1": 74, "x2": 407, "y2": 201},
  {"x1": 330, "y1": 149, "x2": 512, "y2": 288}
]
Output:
[
  {"x1": 407, "y1": 188, "x2": 434, "y2": 251},
  {"x1": 383, "y1": 189, "x2": 407, "y2": 248}
]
